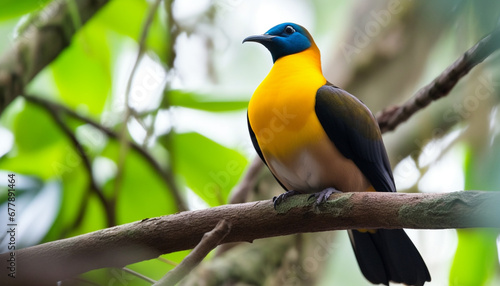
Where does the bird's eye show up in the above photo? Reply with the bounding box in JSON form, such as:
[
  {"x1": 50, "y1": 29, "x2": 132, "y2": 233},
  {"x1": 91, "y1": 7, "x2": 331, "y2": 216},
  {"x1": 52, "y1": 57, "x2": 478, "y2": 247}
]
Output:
[{"x1": 284, "y1": 25, "x2": 296, "y2": 34}]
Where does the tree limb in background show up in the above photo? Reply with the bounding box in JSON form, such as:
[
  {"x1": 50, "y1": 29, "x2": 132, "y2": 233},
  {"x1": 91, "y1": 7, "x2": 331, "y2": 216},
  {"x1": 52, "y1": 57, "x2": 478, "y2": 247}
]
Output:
[
  {"x1": 0, "y1": 0, "x2": 110, "y2": 115},
  {"x1": 1, "y1": 191, "x2": 499, "y2": 286},
  {"x1": 22, "y1": 94, "x2": 188, "y2": 211},
  {"x1": 23, "y1": 95, "x2": 115, "y2": 226},
  {"x1": 183, "y1": 236, "x2": 295, "y2": 286},
  {"x1": 377, "y1": 19, "x2": 500, "y2": 133},
  {"x1": 154, "y1": 220, "x2": 231, "y2": 286}
]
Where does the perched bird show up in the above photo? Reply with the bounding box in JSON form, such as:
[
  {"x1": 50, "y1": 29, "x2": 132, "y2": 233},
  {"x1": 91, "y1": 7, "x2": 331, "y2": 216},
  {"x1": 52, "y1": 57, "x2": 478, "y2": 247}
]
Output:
[{"x1": 243, "y1": 23, "x2": 431, "y2": 286}]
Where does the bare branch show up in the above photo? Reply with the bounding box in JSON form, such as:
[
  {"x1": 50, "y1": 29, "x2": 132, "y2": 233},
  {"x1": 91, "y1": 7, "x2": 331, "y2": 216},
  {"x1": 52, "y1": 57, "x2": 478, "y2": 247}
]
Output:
[
  {"x1": 1, "y1": 191, "x2": 498, "y2": 285},
  {"x1": 377, "y1": 20, "x2": 500, "y2": 133},
  {"x1": 0, "y1": 0, "x2": 110, "y2": 114},
  {"x1": 154, "y1": 220, "x2": 231, "y2": 286}
]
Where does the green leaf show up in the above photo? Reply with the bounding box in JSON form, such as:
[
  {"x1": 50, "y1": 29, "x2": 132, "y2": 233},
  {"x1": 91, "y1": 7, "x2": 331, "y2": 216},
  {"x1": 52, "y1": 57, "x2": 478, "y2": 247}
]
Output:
[
  {"x1": 450, "y1": 141, "x2": 500, "y2": 285},
  {"x1": 51, "y1": 20, "x2": 111, "y2": 116},
  {"x1": 65, "y1": 193, "x2": 108, "y2": 238},
  {"x1": 0, "y1": 101, "x2": 70, "y2": 180},
  {"x1": 95, "y1": 0, "x2": 168, "y2": 61},
  {"x1": 168, "y1": 132, "x2": 248, "y2": 207},
  {"x1": 166, "y1": 90, "x2": 249, "y2": 112},
  {"x1": 101, "y1": 141, "x2": 178, "y2": 225},
  {"x1": 0, "y1": 0, "x2": 50, "y2": 21},
  {"x1": 450, "y1": 229, "x2": 499, "y2": 286},
  {"x1": 44, "y1": 160, "x2": 88, "y2": 241},
  {"x1": 13, "y1": 101, "x2": 61, "y2": 152}
]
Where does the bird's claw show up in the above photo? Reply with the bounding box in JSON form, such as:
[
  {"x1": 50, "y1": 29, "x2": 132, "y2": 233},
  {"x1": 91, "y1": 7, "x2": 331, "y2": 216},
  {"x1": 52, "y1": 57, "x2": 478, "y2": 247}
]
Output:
[
  {"x1": 308, "y1": 187, "x2": 341, "y2": 206},
  {"x1": 273, "y1": 190, "x2": 301, "y2": 209}
]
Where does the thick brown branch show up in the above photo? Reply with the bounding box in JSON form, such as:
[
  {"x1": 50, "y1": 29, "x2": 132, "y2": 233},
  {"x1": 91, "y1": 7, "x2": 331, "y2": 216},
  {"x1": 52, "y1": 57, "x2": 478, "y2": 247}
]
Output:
[
  {"x1": 154, "y1": 220, "x2": 231, "y2": 286},
  {"x1": 377, "y1": 20, "x2": 500, "y2": 133},
  {"x1": 0, "y1": 0, "x2": 110, "y2": 114},
  {"x1": 1, "y1": 191, "x2": 499, "y2": 285}
]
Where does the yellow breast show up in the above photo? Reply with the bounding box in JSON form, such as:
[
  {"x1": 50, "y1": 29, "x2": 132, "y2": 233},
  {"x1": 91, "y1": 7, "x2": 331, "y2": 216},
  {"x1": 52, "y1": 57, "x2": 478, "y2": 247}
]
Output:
[
  {"x1": 248, "y1": 47, "x2": 326, "y2": 162},
  {"x1": 248, "y1": 46, "x2": 371, "y2": 193}
]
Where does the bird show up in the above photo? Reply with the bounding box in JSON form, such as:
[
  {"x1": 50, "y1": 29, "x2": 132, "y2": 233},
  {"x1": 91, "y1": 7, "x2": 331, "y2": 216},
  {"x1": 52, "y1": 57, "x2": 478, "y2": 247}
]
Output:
[{"x1": 243, "y1": 22, "x2": 431, "y2": 286}]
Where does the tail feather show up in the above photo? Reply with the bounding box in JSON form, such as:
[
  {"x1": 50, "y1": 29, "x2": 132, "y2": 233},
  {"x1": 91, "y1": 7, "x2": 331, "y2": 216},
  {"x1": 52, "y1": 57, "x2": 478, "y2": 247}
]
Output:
[{"x1": 348, "y1": 229, "x2": 431, "y2": 286}]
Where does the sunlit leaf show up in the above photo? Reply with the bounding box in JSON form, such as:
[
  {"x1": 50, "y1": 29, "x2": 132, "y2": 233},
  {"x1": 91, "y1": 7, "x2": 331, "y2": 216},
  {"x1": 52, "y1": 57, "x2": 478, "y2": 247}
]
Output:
[
  {"x1": 450, "y1": 142, "x2": 500, "y2": 285},
  {"x1": 44, "y1": 161, "x2": 88, "y2": 241},
  {"x1": 127, "y1": 258, "x2": 173, "y2": 282},
  {"x1": 81, "y1": 267, "x2": 152, "y2": 286},
  {"x1": 66, "y1": 193, "x2": 107, "y2": 238},
  {"x1": 167, "y1": 132, "x2": 248, "y2": 207},
  {"x1": 450, "y1": 229, "x2": 498, "y2": 286},
  {"x1": 0, "y1": 0, "x2": 50, "y2": 21},
  {"x1": 0, "y1": 102, "x2": 69, "y2": 180},
  {"x1": 51, "y1": 21, "x2": 111, "y2": 116},
  {"x1": 95, "y1": 0, "x2": 168, "y2": 61},
  {"x1": 13, "y1": 102, "x2": 62, "y2": 152},
  {"x1": 165, "y1": 90, "x2": 249, "y2": 112}
]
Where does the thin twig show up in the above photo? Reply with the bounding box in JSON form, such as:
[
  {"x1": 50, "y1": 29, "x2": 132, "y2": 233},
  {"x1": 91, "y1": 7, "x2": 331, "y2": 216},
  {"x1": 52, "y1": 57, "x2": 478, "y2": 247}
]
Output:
[
  {"x1": 23, "y1": 94, "x2": 115, "y2": 227},
  {"x1": 377, "y1": 21, "x2": 500, "y2": 133},
  {"x1": 157, "y1": 256, "x2": 179, "y2": 267},
  {"x1": 22, "y1": 94, "x2": 187, "y2": 211},
  {"x1": 121, "y1": 267, "x2": 157, "y2": 284},
  {"x1": 0, "y1": 0, "x2": 110, "y2": 114},
  {"x1": 153, "y1": 220, "x2": 231, "y2": 286},
  {"x1": 164, "y1": 0, "x2": 178, "y2": 69},
  {"x1": 112, "y1": 0, "x2": 163, "y2": 210},
  {"x1": 2, "y1": 191, "x2": 499, "y2": 286}
]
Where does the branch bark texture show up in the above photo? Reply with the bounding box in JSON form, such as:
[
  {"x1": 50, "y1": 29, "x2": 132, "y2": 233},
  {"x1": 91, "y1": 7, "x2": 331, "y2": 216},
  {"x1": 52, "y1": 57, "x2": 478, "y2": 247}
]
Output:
[
  {"x1": 377, "y1": 20, "x2": 500, "y2": 133},
  {"x1": 154, "y1": 220, "x2": 231, "y2": 286},
  {"x1": 0, "y1": 0, "x2": 110, "y2": 114},
  {"x1": 1, "y1": 191, "x2": 499, "y2": 285}
]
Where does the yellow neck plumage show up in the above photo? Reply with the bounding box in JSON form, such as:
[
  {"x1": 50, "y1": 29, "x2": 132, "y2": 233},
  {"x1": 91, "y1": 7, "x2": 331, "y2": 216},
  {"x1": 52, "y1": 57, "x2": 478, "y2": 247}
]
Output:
[{"x1": 248, "y1": 45, "x2": 326, "y2": 161}]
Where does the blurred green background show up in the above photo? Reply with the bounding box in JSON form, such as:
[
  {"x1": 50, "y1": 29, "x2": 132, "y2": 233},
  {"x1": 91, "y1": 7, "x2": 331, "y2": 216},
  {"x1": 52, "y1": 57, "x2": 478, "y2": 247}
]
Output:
[{"x1": 0, "y1": 0, "x2": 499, "y2": 285}]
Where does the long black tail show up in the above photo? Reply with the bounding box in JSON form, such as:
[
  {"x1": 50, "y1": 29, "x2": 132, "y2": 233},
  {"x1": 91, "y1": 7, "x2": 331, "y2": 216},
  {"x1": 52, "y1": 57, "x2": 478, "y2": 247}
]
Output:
[{"x1": 348, "y1": 229, "x2": 431, "y2": 286}]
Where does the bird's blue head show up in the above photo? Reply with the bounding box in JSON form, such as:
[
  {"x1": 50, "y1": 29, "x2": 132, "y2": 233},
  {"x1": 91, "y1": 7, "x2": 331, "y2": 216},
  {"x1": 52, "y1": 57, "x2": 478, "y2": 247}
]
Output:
[{"x1": 243, "y1": 23, "x2": 315, "y2": 62}]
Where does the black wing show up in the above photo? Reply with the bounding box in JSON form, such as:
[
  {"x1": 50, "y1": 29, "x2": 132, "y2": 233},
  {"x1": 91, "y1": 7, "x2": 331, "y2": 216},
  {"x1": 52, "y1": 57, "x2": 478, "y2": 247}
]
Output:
[{"x1": 314, "y1": 84, "x2": 395, "y2": 192}]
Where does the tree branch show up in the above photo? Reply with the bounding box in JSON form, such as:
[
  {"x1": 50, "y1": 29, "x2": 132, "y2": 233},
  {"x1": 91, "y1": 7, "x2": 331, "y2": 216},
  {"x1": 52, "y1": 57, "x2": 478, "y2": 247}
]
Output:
[
  {"x1": 377, "y1": 19, "x2": 500, "y2": 133},
  {"x1": 112, "y1": 0, "x2": 164, "y2": 214},
  {"x1": 231, "y1": 20, "x2": 500, "y2": 212},
  {"x1": 154, "y1": 220, "x2": 231, "y2": 286},
  {"x1": 24, "y1": 96, "x2": 116, "y2": 227},
  {"x1": 1, "y1": 191, "x2": 499, "y2": 285},
  {"x1": 0, "y1": 0, "x2": 110, "y2": 115},
  {"x1": 22, "y1": 94, "x2": 187, "y2": 211}
]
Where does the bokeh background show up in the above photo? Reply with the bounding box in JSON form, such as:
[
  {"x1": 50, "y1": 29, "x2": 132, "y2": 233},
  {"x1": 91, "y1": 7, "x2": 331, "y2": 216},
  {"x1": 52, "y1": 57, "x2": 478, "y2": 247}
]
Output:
[{"x1": 0, "y1": 0, "x2": 500, "y2": 285}]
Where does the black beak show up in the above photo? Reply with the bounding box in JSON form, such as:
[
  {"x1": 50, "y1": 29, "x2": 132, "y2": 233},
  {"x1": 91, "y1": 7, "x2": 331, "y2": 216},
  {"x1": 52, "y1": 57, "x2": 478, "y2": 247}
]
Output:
[{"x1": 242, "y1": 34, "x2": 276, "y2": 44}]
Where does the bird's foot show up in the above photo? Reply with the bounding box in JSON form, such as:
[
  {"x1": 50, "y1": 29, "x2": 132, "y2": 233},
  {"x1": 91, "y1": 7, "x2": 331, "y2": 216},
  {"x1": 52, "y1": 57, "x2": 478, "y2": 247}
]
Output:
[
  {"x1": 273, "y1": 190, "x2": 301, "y2": 209},
  {"x1": 308, "y1": 187, "x2": 341, "y2": 206}
]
